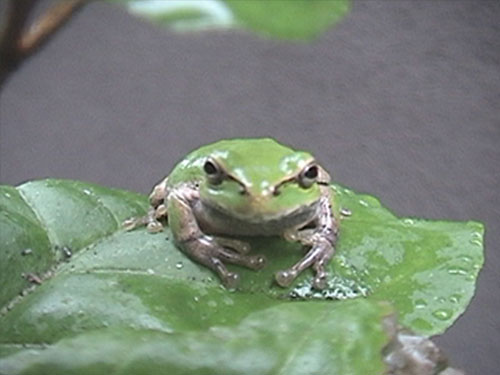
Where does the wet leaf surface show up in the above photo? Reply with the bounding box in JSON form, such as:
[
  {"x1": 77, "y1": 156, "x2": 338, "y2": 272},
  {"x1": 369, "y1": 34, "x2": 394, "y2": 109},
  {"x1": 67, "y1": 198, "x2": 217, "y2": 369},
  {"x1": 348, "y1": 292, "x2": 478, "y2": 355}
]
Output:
[{"x1": 0, "y1": 179, "x2": 483, "y2": 374}]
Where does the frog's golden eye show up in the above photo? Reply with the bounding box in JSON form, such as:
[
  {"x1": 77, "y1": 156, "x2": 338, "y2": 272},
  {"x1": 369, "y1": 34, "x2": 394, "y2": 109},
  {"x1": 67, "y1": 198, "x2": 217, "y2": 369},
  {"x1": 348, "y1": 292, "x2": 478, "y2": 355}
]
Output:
[
  {"x1": 203, "y1": 158, "x2": 224, "y2": 185},
  {"x1": 298, "y1": 164, "x2": 318, "y2": 188}
]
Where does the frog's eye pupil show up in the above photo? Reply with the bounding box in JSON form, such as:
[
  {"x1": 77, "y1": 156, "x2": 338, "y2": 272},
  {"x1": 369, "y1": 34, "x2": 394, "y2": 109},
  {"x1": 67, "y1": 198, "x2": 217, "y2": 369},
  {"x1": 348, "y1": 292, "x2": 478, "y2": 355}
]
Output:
[
  {"x1": 298, "y1": 164, "x2": 318, "y2": 189},
  {"x1": 304, "y1": 165, "x2": 318, "y2": 179},
  {"x1": 204, "y1": 161, "x2": 218, "y2": 175}
]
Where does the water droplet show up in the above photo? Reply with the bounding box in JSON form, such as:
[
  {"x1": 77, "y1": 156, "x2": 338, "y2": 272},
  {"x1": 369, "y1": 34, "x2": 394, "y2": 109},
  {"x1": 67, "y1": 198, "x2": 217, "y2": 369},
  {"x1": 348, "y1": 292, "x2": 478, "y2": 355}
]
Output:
[
  {"x1": 83, "y1": 189, "x2": 92, "y2": 195},
  {"x1": 164, "y1": 257, "x2": 169, "y2": 262},
  {"x1": 359, "y1": 200, "x2": 369, "y2": 207},
  {"x1": 403, "y1": 218, "x2": 415, "y2": 225},
  {"x1": 21, "y1": 248, "x2": 33, "y2": 256},
  {"x1": 471, "y1": 232, "x2": 482, "y2": 240},
  {"x1": 447, "y1": 266, "x2": 468, "y2": 276},
  {"x1": 340, "y1": 208, "x2": 352, "y2": 217},
  {"x1": 449, "y1": 294, "x2": 461, "y2": 304},
  {"x1": 176, "y1": 262, "x2": 183, "y2": 269},
  {"x1": 415, "y1": 299, "x2": 427, "y2": 309},
  {"x1": 465, "y1": 274, "x2": 476, "y2": 281},
  {"x1": 469, "y1": 239, "x2": 482, "y2": 246},
  {"x1": 460, "y1": 255, "x2": 472, "y2": 263},
  {"x1": 4, "y1": 193, "x2": 11, "y2": 198},
  {"x1": 194, "y1": 296, "x2": 199, "y2": 302},
  {"x1": 147, "y1": 268, "x2": 155, "y2": 275},
  {"x1": 432, "y1": 309, "x2": 452, "y2": 321}
]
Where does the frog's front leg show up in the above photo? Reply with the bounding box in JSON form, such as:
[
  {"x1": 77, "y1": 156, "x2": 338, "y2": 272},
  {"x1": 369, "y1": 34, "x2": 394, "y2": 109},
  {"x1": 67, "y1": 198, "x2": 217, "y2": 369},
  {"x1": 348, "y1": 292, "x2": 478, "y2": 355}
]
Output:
[
  {"x1": 276, "y1": 191, "x2": 338, "y2": 290},
  {"x1": 123, "y1": 177, "x2": 169, "y2": 233},
  {"x1": 168, "y1": 189, "x2": 267, "y2": 289}
]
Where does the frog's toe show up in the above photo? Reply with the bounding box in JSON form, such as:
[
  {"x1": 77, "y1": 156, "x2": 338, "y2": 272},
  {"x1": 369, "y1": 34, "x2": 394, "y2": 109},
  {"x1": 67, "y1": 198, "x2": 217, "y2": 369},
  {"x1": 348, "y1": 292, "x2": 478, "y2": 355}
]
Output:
[
  {"x1": 247, "y1": 254, "x2": 267, "y2": 270},
  {"x1": 222, "y1": 272, "x2": 240, "y2": 290},
  {"x1": 122, "y1": 217, "x2": 139, "y2": 231},
  {"x1": 146, "y1": 221, "x2": 164, "y2": 233},
  {"x1": 213, "y1": 237, "x2": 252, "y2": 254},
  {"x1": 312, "y1": 273, "x2": 328, "y2": 290},
  {"x1": 275, "y1": 269, "x2": 298, "y2": 288}
]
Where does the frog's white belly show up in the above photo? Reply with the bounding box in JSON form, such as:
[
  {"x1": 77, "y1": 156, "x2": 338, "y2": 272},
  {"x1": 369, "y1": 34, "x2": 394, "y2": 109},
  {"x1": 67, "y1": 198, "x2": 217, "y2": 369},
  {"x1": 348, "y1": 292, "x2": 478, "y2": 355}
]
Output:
[{"x1": 192, "y1": 200, "x2": 319, "y2": 237}]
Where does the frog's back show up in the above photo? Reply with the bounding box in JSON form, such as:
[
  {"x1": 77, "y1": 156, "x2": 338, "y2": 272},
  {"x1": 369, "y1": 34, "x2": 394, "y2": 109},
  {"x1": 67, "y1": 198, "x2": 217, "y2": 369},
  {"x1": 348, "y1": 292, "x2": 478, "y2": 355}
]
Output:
[{"x1": 166, "y1": 138, "x2": 298, "y2": 186}]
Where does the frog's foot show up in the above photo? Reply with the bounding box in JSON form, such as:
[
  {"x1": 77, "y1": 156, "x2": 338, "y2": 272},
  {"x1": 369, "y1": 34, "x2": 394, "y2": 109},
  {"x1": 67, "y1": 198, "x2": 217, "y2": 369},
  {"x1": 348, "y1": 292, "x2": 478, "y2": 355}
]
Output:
[
  {"x1": 211, "y1": 236, "x2": 252, "y2": 254},
  {"x1": 123, "y1": 217, "x2": 141, "y2": 231},
  {"x1": 123, "y1": 215, "x2": 164, "y2": 233},
  {"x1": 123, "y1": 205, "x2": 167, "y2": 233},
  {"x1": 275, "y1": 238, "x2": 334, "y2": 290},
  {"x1": 181, "y1": 236, "x2": 266, "y2": 289}
]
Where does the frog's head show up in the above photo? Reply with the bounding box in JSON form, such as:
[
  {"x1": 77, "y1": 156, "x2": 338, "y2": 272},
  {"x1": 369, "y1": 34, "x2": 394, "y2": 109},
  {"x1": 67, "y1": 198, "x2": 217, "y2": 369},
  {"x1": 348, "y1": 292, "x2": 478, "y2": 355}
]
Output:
[{"x1": 197, "y1": 138, "x2": 329, "y2": 222}]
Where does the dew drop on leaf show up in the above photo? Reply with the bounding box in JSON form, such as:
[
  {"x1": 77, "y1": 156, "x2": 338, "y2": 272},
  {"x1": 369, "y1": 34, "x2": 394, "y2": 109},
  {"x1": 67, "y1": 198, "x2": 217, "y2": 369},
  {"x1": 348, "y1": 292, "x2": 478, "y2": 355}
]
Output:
[
  {"x1": 460, "y1": 255, "x2": 472, "y2": 263},
  {"x1": 403, "y1": 218, "x2": 415, "y2": 226},
  {"x1": 469, "y1": 239, "x2": 482, "y2": 246},
  {"x1": 447, "y1": 266, "x2": 468, "y2": 276},
  {"x1": 340, "y1": 207, "x2": 352, "y2": 217},
  {"x1": 415, "y1": 299, "x2": 427, "y2": 309},
  {"x1": 432, "y1": 309, "x2": 452, "y2": 321}
]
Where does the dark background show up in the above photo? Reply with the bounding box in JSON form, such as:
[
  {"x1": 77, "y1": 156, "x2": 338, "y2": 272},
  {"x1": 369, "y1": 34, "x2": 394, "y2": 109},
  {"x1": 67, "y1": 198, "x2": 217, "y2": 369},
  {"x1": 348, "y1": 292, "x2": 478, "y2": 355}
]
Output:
[{"x1": 0, "y1": 1, "x2": 498, "y2": 373}]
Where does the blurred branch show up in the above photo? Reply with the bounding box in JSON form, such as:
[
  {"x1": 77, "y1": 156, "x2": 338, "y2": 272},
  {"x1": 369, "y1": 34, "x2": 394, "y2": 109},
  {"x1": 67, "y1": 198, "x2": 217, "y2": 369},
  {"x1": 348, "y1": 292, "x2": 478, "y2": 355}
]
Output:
[
  {"x1": 0, "y1": 0, "x2": 38, "y2": 72},
  {"x1": 0, "y1": 0, "x2": 87, "y2": 88}
]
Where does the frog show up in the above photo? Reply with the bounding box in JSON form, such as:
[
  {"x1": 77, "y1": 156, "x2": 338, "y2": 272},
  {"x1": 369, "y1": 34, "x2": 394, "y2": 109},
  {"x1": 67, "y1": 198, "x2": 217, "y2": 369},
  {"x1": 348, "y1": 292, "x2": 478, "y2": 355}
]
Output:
[{"x1": 124, "y1": 138, "x2": 338, "y2": 290}]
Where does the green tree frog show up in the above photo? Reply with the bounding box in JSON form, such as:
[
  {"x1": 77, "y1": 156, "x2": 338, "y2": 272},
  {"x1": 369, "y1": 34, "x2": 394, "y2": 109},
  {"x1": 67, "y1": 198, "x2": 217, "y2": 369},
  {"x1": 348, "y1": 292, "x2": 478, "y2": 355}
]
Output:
[{"x1": 124, "y1": 138, "x2": 338, "y2": 289}]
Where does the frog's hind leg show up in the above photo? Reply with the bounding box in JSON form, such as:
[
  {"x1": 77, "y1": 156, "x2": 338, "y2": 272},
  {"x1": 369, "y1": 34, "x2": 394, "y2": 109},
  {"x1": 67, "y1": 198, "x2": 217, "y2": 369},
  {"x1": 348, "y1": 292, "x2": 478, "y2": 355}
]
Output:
[{"x1": 183, "y1": 237, "x2": 266, "y2": 288}]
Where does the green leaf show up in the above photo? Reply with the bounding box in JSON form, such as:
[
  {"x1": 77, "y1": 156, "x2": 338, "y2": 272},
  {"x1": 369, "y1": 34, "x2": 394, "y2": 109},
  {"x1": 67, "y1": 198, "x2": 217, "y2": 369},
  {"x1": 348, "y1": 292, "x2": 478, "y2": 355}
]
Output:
[
  {"x1": 0, "y1": 300, "x2": 392, "y2": 375},
  {"x1": 224, "y1": 0, "x2": 350, "y2": 40},
  {"x1": 0, "y1": 179, "x2": 483, "y2": 374},
  {"x1": 109, "y1": 0, "x2": 350, "y2": 40}
]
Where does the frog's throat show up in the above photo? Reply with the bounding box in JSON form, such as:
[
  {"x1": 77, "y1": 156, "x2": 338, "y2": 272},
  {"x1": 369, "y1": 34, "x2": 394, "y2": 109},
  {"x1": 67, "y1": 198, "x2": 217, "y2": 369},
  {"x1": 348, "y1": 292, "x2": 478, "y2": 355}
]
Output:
[{"x1": 193, "y1": 199, "x2": 320, "y2": 237}]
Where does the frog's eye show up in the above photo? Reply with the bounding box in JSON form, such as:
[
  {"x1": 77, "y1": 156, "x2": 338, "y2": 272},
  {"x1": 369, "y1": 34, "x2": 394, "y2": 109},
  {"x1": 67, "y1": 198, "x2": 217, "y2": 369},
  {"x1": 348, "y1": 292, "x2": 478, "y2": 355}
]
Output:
[
  {"x1": 298, "y1": 164, "x2": 318, "y2": 188},
  {"x1": 203, "y1": 159, "x2": 224, "y2": 185}
]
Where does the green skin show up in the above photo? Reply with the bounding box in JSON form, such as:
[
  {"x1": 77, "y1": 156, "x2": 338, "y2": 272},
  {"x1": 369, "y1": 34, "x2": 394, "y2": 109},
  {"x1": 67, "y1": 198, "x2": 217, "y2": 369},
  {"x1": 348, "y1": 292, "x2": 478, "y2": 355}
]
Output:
[{"x1": 125, "y1": 138, "x2": 338, "y2": 289}]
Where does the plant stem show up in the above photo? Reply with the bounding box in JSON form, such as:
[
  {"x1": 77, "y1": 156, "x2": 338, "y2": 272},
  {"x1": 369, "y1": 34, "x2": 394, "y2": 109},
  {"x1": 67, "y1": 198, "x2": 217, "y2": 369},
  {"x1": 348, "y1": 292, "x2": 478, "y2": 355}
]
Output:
[{"x1": 0, "y1": 0, "x2": 87, "y2": 89}]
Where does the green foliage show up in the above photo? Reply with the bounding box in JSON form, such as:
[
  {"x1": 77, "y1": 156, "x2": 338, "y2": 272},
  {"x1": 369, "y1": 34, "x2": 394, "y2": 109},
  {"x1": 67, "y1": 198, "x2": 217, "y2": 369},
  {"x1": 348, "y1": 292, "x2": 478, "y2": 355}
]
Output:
[
  {"x1": 225, "y1": 0, "x2": 350, "y2": 40},
  {"x1": 0, "y1": 179, "x2": 484, "y2": 374},
  {"x1": 113, "y1": 0, "x2": 350, "y2": 40}
]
